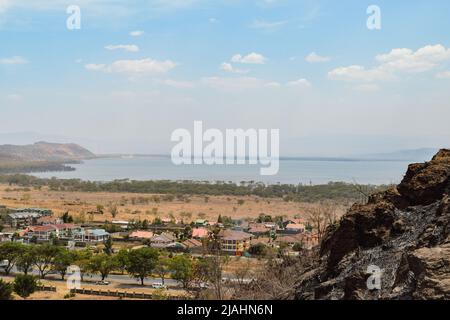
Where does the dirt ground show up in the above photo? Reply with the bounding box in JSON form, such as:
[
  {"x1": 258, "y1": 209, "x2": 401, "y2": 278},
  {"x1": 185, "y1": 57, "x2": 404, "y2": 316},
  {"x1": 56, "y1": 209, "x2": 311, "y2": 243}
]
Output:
[
  {"x1": 0, "y1": 275, "x2": 188, "y2": 300},
  {"x1": 0, "y1": 184, "x2": 348, "y2": 224}
]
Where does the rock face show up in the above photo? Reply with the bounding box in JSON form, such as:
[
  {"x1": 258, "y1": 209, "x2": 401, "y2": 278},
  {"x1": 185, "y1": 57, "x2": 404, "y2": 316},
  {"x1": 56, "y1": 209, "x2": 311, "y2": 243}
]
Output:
[{"x1": 295, "y1": 149, "x2": 450, "y2": 300}]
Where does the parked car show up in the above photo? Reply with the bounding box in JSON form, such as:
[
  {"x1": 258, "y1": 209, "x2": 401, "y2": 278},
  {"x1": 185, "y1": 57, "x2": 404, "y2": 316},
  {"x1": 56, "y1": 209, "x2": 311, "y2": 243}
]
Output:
[
  {"x1": 96, "y1": 281, "x2": 110, "y2": 285},
  {"x1": 0, "y1": 260, "x2": 9, "y2": 270},
  {"x1": 151, "y1": 282, "x2": 167, "y2": 290}
]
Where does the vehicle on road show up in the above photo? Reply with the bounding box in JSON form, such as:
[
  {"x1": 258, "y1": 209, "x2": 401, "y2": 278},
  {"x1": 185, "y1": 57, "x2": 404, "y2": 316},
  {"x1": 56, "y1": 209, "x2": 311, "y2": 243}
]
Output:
[
  {"x1": 0, "y1": 260, "x2": 9, "y2": 270},
  {"x1": 95, "y1": 281, "x2": 110, "y2": 285},
  {"x1": 151, "y1": 282, "x2": 167, "y2": 290}
]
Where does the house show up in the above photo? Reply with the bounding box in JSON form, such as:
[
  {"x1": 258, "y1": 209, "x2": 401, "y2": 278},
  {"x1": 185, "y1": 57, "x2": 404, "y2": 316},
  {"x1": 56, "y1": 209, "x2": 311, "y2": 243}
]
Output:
[
  {"x1": 282, "y1": 223, "x2": 306, "y2": 235},
  {"x1": 112, "y1": 220, "x2": 130, "y2": 230},
  {"x1": 6, "y1": 208, "x2": 53, "y2": 228},
  {"x1": 7, "y1": 212, "x2": 41, "y2": 228},
  {"x1": 129, "y1": 230, "x2": 154, "y2": 241},
  {"x1": 0, "y1": 233, "x2": 13, "y2": 242},
  {"x1": 275, "y1": 232, "x2": 319, "y2": 249},
  {"x1": 218, "y1": 229, "x2": 253, "y2": 256},
  {"x1": 247, "y1": 223, "x2": 271, "y2": 236},
  {"x1": 148, "y1": 232, "x2": 177, "y2": 249},
  {"x1": 36, "y1": 216, "x2": 63, "y2": 226},
  {"x1": 182, "y1": 238, "x2": 204, "y2": 254},
  {"x1": 192, "y1": 227, "x2": 209, "y2": 239},
  {"x1": 25, "y1": 224, "x2": 82, "y2": 241},
  {"x1": 283, "y1": 218, "x2": 306, "y2": 228},
  {"x1": 194, "y1": 219, "x2": 209, "y2": 227},
  {"x1": 74, "y1": 229, "x2": 110, "y2": 243}
]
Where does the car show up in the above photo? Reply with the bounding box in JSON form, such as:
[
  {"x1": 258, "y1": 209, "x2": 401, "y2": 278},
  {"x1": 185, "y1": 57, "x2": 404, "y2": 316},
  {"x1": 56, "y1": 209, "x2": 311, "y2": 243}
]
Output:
[
  {"x1": 151, "y1": 283, "x2": 167, "y2": 290},
  {"x1": 95, "y1": 281, "x2": 110, "y2": 285},
  {"x1": 0, "y1": 260, "x2": 9, "y2": 269}
]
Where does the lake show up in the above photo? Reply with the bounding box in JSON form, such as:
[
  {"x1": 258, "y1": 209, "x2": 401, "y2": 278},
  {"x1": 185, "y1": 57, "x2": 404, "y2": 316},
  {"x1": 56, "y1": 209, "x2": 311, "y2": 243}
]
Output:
[{"x1": 32, "y1": 156, "x2": 412, "y2": 185}]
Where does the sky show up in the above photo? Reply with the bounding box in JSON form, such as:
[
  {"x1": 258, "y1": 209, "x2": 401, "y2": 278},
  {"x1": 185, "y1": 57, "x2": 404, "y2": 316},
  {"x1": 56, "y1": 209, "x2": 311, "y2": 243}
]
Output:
[{"x1": 0, "y1": 0, "x2": 450, "y2": 156}]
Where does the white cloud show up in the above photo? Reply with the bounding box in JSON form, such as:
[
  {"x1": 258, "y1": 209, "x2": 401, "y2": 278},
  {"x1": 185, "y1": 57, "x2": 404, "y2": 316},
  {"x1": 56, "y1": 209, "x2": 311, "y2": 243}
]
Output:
[
  {"x1": 202, "y1": 76, "x2": 272, "y2": 91},
  {"x1": 329, "y1": 44, "x2": 450, "y2": 82},
  {"x1": 129, "y1": 30, "x2": 144, "y2": 37},
  {"x1": 328, "y1": 65, "x2": 392, "y2": 82},
  {"x1": 436, "y1": 71, "x2": 450, "y2": 79},
  {"x1": 220, "y1": 62, "x2": 248, "y2": 74},
  {"x1": 250, "y1": 19, "x2": 288, "y2": 31},
  {"x1": 85, "y1": 58, "x2": 176, "y2": 75},
  {"x1": 105, "y1": 44, "x2": 139, "y2": 52},
  {"x1": 286, "y1": 78, "x2": 312, "y2": 88},
  {"x1": 85, "y1": 63, "x2": 107, "y2": 71},
  {"x1": 231, "y1": 52, "x2": 267, "y2": 65},
  {"x1": 0, "y1": 56, "x2": 28, "y2": 65},
  {"x1": 305, "y1": 52, "x2": 331, "y2": 63},
  {"x1": 264, "y1": 81, "x2": 281, "y2": 88}
]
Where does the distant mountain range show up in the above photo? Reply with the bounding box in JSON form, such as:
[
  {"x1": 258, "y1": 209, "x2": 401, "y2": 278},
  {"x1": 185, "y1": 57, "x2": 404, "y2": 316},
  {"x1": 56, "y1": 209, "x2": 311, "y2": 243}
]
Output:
[
  {"x1": 0, "y1": 141, "x2": 95, "y2": 163},
  {"x1": 356, "y1": 148, "x2": 440, "y2": 161}
]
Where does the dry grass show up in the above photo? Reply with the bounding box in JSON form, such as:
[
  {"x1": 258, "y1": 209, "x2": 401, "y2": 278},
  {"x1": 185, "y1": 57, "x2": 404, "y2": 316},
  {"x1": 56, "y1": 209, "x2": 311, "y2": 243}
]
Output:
[{"x1": 0, "y1": 184, "x2": 348, "y2": 224}]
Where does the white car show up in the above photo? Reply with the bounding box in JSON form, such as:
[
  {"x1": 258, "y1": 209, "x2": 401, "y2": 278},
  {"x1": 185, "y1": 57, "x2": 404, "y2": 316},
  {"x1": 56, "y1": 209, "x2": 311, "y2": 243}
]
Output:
[
  {"x1": 151, "y1": 283, "x2": 167, "y2": 290},
  {"x1": 0, "y1": 260, "x2": 9, "y2": 269}
]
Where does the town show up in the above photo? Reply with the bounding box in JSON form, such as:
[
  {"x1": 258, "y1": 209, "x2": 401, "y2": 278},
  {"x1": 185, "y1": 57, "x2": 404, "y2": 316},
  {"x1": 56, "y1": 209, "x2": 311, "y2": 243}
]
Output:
[{"x1": 0, "y1": 203, "x2": 320, "y2": 300}]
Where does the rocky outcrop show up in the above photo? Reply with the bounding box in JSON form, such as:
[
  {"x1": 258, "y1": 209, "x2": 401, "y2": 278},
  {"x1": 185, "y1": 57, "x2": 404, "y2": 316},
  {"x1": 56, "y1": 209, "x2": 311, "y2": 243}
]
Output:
[{"x1": 295, "y1": 149, "x2": 450, "y2": 300}]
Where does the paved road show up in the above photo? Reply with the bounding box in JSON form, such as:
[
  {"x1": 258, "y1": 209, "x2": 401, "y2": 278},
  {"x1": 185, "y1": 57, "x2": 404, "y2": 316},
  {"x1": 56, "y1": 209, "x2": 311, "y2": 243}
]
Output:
[{"x1": 9, "y1": 266, "x2": 181, "y2": 288}]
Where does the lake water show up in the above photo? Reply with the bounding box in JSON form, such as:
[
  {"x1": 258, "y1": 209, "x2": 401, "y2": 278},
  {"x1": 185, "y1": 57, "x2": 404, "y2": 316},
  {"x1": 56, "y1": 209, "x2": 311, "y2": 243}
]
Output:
[{"x1": 32, "y1": 156, "x2": 412, "y2": 185}]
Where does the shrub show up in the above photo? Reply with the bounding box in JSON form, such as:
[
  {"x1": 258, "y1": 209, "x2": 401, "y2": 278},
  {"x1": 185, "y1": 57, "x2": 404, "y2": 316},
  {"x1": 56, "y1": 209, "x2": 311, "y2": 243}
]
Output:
[
  {"x1": 13, "y1": 274, "x2": 38, "y2": 298},
  {"x1": 0, "y1": 279, "x2": 13, "y2": 300}
]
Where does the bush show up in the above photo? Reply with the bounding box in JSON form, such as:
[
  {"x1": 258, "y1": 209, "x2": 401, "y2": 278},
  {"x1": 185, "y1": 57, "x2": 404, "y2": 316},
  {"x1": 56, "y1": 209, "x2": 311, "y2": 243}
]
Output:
[
  {"x1": 0, "y1": 279, "x2": 13, "y2": 300},
  {"x1": 248, "y1": 243, "x2": 267, "y2": 256},
  {"x1": 13, "y1": 274, "x2": 38, "y2": 298}
]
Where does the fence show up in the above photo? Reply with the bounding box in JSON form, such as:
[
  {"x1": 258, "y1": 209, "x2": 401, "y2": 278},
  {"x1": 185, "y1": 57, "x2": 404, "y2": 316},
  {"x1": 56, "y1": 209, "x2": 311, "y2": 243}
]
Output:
[
  {"x1": 69, "y1": 288, "x2": 185, "y2": 300},
  {"x1": 38, "y1": 285, "x2": 57, "y2": 292}
]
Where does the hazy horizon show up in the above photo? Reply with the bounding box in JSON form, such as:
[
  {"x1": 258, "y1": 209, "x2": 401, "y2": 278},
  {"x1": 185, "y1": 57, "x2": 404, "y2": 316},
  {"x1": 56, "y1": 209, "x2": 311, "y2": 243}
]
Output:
[{"x1": 1, "y1": 1, "x2": 450, "y2": 156}]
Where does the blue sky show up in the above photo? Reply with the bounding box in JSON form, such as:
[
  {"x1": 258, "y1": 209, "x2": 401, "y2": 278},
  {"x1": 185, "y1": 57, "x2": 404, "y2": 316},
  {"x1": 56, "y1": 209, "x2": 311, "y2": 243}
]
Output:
[{"x1": 1, "y1": 0, "x2": 450, "y2": 155}]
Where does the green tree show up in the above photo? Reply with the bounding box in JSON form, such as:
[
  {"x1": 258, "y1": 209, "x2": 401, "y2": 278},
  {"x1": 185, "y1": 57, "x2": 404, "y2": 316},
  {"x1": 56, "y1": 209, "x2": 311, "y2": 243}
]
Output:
[
  {"x1": 0, "y1": 242, "x2": 24, "y2": 275},
  {"x1": 103, "y1": 237, "x2": 114, "y2": 255},
  {"x1": 13, "y1": 274, "x2": 38, "y2": 298},
  {"x1": 33, "y1": 244, "x2": 61, "y2": 279},
  {"x1": 89, "y1": 254, "x2": 116, "y2": 281},
  {"x1": 73, "y1": 249, "x2": 93, "y2": 281},
  {"x1": 0, "y1": 279, "x2": 13, "y2": 300},
  {"x1": 17, "y1": 245, "x2": 37, "y2": 275},
  {"x1": 169, "y1": 255, "x2": 195, "y2": 290},
  {"x1": 114, "y1": 249, "x2": 129, "y2": 275},
  {"x1": 154, "y1": 256, "x2": 170, "y2": 286},
  {"x1": 126, "y1": 247, "x2": 159, "y2": 286},
  {"x1": 248, "y1": 243, "x2": 267, "y2": 257},
  {"x1": 53, "y1": 249, "x2": 75, "y2": 280}
]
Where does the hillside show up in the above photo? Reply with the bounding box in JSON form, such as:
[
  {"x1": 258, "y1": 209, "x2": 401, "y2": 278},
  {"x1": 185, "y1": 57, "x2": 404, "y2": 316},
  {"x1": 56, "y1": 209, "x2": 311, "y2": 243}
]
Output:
[
  {"x1": 294, "y1": 149, "x2": 450, "y2": 300},
  {"x1": 0, "y1": 141, "x2": 95, "y2": 162}
]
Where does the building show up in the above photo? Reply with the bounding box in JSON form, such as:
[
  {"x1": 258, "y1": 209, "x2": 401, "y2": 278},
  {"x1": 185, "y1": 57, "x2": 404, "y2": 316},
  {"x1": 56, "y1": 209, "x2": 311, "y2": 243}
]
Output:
[
  {"x1": 36, "y1": 216, "x2": 63, "y2": 226},
  {"x1": 25, "y1": 224, "x2": 82, "y2": 241},
  {"x1": 129, "y1": 230, "x2": 154, "y2": 241},
  {"x1": 282, "y1": 223, "x2": 306, "y2": 235},
  {"x1": 247, "y1": 223, "x2": 271, "y2": 236},
  {"x1": 218, "y1": 229, "x2": 253, "y2": 256},
  {"x1": 6, "y1": 208, "x2": 53, "y2": 228},
  {"x1": 192, "y1": 227, "x2": 209, "y2": 239},
  {"x1": 74, "y1": 229, "x2": 110, "y2": 243},
  {"x1": 182, "y1": 238, "x2": 204, "y2": 254},
  {"x1": 112, "y1": 220, "x2": 130, "y2": 230},
  {"x1": 148, "y1": 232, "x2": 177, "y2": 249},
  {"x1": 194, "y1": 219, "x2": 209, "y2": 227}
]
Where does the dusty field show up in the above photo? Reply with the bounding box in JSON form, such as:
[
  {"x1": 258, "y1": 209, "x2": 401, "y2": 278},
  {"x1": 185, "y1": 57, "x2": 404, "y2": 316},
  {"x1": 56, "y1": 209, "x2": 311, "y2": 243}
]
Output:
[{"x1": 0, "y1": 184, "x2": 348, "y2": 224}]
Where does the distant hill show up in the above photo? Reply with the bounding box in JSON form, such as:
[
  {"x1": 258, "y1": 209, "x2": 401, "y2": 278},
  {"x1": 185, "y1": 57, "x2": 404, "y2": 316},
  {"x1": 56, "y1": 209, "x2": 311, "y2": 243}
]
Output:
[
  {"x1": 357, "y1": 148, "x2": 439, "y2": 161},
  {"x1": 0, "y1": 141, "x2": 95, "y2": 162}
]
